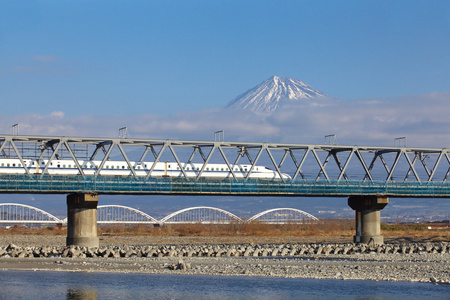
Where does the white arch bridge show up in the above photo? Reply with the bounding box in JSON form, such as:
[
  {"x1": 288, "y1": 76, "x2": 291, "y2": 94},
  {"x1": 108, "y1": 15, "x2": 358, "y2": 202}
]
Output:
[{"x1": 0, "y1": 203, "x2": 319, "y2": 225}]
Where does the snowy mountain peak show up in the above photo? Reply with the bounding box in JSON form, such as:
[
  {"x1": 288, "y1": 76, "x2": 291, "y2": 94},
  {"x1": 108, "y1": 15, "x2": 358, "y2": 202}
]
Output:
[{"x1": 226, "y1": 76, "x2": 326, "y2": 112}]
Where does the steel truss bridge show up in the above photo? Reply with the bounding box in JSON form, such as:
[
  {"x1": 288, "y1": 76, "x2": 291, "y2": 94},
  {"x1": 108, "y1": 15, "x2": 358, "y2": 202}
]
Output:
[
  {"x1": 0, "y1": 134, "x2": 449, "y2": 197},
  {"x1": 0, "y1": 203, "x2": 319, "y2": 225}
]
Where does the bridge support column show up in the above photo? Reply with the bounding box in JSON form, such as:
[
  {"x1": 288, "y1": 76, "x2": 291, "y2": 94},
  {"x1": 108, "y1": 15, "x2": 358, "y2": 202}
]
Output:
[
  {"x1": 66, "y1": 193, "x2": 99, "y2": 248},
  {"x1": 348, "y1": 196, "x2": 388, "y2": 245}
]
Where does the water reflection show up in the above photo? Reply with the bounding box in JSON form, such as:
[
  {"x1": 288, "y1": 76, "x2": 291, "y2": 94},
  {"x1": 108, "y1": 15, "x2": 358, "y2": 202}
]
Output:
[
  {"x1": 0, "y1": 270, "x2": 447, "y2": 300},
  {"x1": 67, "y1": 288, "x2": 98, "y2": 300}
]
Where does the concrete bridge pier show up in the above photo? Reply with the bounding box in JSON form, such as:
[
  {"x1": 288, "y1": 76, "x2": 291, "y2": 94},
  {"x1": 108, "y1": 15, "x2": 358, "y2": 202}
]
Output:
[
  {"x1": 348, "y1": 196, "x2": 389, "y2": 245},
  {"x1": 66, "y1": 193, "x2": 99, "y2": 248}
]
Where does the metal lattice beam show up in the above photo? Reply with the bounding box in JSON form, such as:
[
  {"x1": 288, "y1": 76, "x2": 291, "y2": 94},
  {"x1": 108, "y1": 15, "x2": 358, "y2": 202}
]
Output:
[{"x1": 0, "y1": 135, "x2": 448, "y2": 197}]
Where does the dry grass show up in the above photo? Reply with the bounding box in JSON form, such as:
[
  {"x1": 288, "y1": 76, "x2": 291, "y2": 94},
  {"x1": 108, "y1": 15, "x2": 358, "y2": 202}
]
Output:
[
  {"x1": 0, "y1": 220, "x2": 448, "y2": 243},
  {"x1": 381, "y1": 222, "x2": 450, "y2": 242},
  {"x1": 0, "y1": 224, "x2": 66, "y2": 236},
  {"x1": 97, "y1": 219, "x2": 354, "y2": 237}
]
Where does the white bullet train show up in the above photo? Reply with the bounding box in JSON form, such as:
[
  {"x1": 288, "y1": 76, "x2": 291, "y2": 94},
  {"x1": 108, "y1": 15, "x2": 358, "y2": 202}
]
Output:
[{"x1": 0, "y1": 158, "x2": 291, "y2": 180}]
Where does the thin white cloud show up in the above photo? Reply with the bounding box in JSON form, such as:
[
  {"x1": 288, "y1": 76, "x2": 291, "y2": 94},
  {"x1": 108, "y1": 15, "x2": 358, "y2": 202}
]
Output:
[
  {"x1": 50, "y1": 111, "x2": 65, "y2": 118},
  {"x1": 34, "y1": 55, "x2": 58, "y2": 62},
  {"x1": 12, "y1": 66, "x2": 39, "y2": 72},
  {"x1": 1, "y1": 92, "x2": 448, "y2": 148},
  {"x1": 3, "y1": 55, "x2": 59, "y2": 74}
]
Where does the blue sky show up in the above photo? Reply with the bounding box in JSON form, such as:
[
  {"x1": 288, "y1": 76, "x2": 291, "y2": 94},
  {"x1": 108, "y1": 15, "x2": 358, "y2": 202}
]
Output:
[{"x1": 0, "y1": 0, "x2": 449, "y2": 146}]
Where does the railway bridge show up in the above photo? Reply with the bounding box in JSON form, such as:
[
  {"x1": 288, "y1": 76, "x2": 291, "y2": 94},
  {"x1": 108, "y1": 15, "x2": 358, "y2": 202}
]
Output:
[{"x1": 0, "y1": 134, "x2": 449, "y2": 247}]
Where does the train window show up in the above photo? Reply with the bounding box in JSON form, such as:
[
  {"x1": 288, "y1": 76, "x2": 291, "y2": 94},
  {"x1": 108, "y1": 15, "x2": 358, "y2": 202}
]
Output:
[
  {"x1": 206, "y1": 168, "x2": 209, "y2": 171},
  {"x1": 122, "y1": 166, "x2": 125, "y2": 169},
  {"x1": 197, "y1": 167, "x2": 199, "y2": 170},
  {"x1": 186, "y1": 167, "x2": 189, "y2": 170},
  {"x1": 7, "y1": 163, "x2": 10, "y2": 167},
  {"x1": 137, "y1": 166, "x2": 141, "y2": 169},
  {"x1": 57, "y1": 165, "x2": 60, "y2": 168},
  {"x1": 42, "y1": 162, "x2": 45, "y2": 165},
  {"x1": 221, "y1": 168, "x2": 224, "y2": 171},
  {"x1": 177, "y1": 167, "x2": 180, "y2": 170},
  {"x1": 12, "y1": 163, "x2": 15, "y2": 167},
  {"x1": 117, "y1": 166, "x2": 119, "y2": 169},
  {"x1": 1, "y1": 163, "x2": 3, "y2": 166},
  {"x1": 19, "y1": 164, "x2": 21, "y2": 167}
]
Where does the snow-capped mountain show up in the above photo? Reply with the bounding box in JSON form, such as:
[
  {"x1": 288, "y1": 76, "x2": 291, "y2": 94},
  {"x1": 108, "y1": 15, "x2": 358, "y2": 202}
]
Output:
[{"x1": 226, "y1": 76, "x2": 326, "y2": 112}]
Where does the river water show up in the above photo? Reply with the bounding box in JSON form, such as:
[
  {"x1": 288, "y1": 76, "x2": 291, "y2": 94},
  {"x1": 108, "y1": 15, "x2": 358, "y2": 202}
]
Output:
[{"x1": 0, "y1": 270, "x2": 448, "y2": 300}]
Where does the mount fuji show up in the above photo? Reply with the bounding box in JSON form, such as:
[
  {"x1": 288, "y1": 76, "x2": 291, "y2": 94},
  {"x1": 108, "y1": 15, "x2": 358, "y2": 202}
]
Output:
[{"x1": 226, "y1": 76, "x2": 327, "y2": 112}]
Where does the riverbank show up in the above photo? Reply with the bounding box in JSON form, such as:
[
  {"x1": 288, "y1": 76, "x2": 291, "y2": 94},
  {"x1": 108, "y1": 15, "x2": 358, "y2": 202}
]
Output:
[
  {"x1": 0, "y1": 235, "x2": 448, "y2": 284},
  {"x1": 0, "y1": 253, "x2": 448, "y2": 284}
]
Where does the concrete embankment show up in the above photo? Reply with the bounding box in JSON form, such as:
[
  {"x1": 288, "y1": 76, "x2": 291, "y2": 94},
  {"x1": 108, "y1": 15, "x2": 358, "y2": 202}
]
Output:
[{"x1": 0, "y1": 242, "x2": 448, "y2": 258}]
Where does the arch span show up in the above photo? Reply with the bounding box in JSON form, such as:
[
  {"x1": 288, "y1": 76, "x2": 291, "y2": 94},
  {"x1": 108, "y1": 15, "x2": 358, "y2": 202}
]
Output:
[
  {"x1": 0, "y1": 203, "x2": 62, "y2": 224},
  {"x1": 160, "y1": 206, "x2": 243, "y2": 224},
  {"x1": 248, "y1": 208, "x2": 319, "y2": 224},
  {"x1": 97, "y1": 205, "x2": 158, "y2": 224}
]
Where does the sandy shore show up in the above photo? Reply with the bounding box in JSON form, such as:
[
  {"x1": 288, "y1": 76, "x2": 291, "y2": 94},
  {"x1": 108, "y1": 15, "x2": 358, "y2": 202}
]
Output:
[{"x1": 0, "y1": 235, "x2": 448, "y2": 284}]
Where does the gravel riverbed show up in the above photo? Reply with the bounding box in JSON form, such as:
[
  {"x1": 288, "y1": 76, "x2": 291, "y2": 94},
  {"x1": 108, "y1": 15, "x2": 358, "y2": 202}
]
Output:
[{"x1": 0, "y1": 235, "x2": 448, "y2": 284}]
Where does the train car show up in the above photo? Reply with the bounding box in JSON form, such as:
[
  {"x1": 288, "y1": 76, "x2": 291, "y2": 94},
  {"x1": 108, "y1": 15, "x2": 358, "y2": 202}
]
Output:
[{"x1": 0, "y1": 158, "x2": 291, "y2": 180}]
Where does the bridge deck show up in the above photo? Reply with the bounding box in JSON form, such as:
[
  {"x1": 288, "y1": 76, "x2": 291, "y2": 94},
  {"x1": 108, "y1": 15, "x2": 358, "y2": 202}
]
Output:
[
  {"x1": 1, "y1": 135, "x2": 449, "y2": 197},
  {"x1": 0, "y1": 174, "x2": 449, "y2": 197}
]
